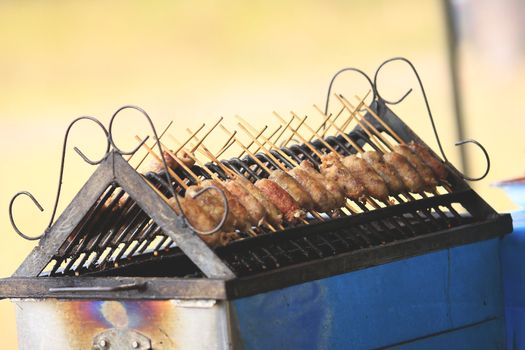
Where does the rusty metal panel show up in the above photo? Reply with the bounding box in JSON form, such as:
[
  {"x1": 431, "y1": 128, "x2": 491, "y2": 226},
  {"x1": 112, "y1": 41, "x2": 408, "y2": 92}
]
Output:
[{"x1": 14, "y1": 298, "x2": 238, "y2": 350}]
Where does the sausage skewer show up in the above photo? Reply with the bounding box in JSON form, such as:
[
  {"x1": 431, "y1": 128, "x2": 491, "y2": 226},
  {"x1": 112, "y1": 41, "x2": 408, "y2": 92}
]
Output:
[
  {"x1": 234, "y1": 125, "x2": 316, "y2": 213},
  {"x1": 135, "y1": 136, "x2": 231, "y2": 246},
  {"x1": 181, "y1": 131, "x2": 285, "y2": 230},
  {"x1": 236, "y1": 121, "x2": 333, "y2": 217},
  {"x1": 339, "y1": 94, "x2": 447, "y2": 189},
  {"x1": 274, "y1": 113, "x2": 366, "y2": 211},
  {"x1": 288, "y1": 112, "x2": 375, "y2": 203},
  {"x1": 179, "y1": 131, "x2": 282, "y2": 232},
  {"x1": 187, "y1": 141, "x2": 282, "y2": 230},
  {"x1": 219, "y1": 124, "x2": 307, "y2": 224},
  {"x1": 339, "y1": 94, "x2": 458, "y2": 220},
  {"x1": 152, "y1": 136, "x2": 255, "y2": 236},
  {"x1": 274, "y1": 113, "x2": 347, "y2": 206},
  {"x1": 312, "y1": 104, "x2": 413, "y2": 196}
]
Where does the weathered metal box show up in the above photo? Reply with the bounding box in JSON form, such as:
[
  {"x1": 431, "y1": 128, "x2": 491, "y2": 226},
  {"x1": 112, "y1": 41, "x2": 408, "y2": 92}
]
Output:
[{"x1": 10, "y1": 238, "x2": 505, "y2": 349}]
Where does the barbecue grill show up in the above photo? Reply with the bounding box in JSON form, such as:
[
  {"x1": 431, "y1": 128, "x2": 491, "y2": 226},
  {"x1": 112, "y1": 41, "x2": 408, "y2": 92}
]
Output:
[{"x1": 0, "y1": 59, "x2": 512, "y2": 349}]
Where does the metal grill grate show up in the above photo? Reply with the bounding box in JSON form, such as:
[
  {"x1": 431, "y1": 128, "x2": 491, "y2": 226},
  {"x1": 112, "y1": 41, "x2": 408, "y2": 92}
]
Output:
[{"x1": 38, "y1": 102, "x2": 486, "y2": 279}]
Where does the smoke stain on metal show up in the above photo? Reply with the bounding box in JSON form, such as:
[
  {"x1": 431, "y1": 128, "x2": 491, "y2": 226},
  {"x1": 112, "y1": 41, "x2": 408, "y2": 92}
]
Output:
[
  {"x1": 58, "y1": 300, "x2": 177, "y2": 349},
  {"x1": 101, "y1": 301, "x2": 129, "y2": 328}
]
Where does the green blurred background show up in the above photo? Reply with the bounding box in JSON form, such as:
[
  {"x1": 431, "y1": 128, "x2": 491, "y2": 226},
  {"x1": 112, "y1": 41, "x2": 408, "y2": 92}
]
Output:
[{"x1": 1, "y1": 1, "x2": 523, "y2": 347}]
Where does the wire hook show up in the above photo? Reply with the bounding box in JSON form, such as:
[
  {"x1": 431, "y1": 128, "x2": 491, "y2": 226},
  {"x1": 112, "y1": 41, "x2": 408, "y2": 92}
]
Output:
[
  {"x1": 8, "y1": 116, "x2": 110, "y2": 241},
  {"x1": 324, "y1": 67, "x2": 376, "y2": 115},
  {"x1": 374, "y1": 57, "x2": 490, "y2": 181},
  {"x1": 187, "y1": 185, "x2": 229, "y2": 236}
]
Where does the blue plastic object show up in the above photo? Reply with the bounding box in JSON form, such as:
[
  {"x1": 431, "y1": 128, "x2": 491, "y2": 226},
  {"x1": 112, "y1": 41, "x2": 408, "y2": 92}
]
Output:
[
  {"x1": 232, "y1": 238, "x2": 505, "y2": 349},
  {"x1": 502, "y1": 210, "x2": 525, "y2": 349}
]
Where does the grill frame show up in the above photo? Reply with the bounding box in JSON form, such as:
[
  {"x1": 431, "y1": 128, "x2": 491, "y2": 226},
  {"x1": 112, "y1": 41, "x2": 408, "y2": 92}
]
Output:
[{"x1": 0, "y1": 100, "x2": 513, "y2": 300}]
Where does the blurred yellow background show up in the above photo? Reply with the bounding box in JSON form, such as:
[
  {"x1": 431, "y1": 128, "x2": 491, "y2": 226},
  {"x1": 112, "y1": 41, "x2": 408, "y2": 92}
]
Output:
[{"x1": 1, "y1": 1, "x2": 523, "y2": 347}]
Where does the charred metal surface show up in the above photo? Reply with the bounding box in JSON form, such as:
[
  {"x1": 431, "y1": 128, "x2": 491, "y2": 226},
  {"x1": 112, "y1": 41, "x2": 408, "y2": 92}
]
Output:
[
  {"x1": 14, "y1": 298, "x2": 233, "y2": 350},
  {"x1": 0, "y1": 277, "x2": 227, "y2": 300}
]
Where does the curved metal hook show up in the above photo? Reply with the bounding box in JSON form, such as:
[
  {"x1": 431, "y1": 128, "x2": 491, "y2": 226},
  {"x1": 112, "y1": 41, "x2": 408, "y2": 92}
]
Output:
[
  {"x1": 9, "y1": 192, "x2": 44, "y2": 240},
  {"x1": 454, "y1": 139, "x2": 490, "y2": 181},
  {"x1": 109, "y1": 105, "x2": 175, "y2": 197},
  {"x1": 188, "y1": 185, "x2": 229, "y2": 236},
  {"x1": 325, "y1": 67, "x2": 376, "y2": 115},
  {"x1": 8, "y1": 116, "x2": 110, "y2": 241},
  {"x1": 374, "y1": 57, "x2": 489, "y2": 181},
  {"x1": 374, "y1": 57, "x2": 414, "y2": 105},
  {"x1": 108, "y1": 105, "x2": 151, "y2": 156}
]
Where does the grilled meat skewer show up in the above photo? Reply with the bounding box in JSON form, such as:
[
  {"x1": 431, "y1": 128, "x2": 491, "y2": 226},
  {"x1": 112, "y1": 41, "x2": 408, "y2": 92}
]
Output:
[
  {"x1": 235, "y1": 176, "x2": 283, "y2": 226},
  {"x1": 255, "y1": 179, "x2": 305, "y2": 223},
  {"x1": 362, "y1": 151, "x2": 405, "y2": 194},
  {"x1": 393, "y1": 144, "x2": 438, "y2": 190},
  {"x1": 289, "y1": 166, "x2": 336, "y2": 212},
  {"x1": 342, "y1": 155, "x2": 390, "y2": 202},
  {"x1": 201, "y1": 179, "x2": 252, "y2": 231},
  {"x1": 167, "y1": 196, "x2": 223, "y2": 247},
  {"x1": 224, "y1": 179, "x2": 266, "y2": 226},
  {"x1": 408, "y1": 141, "x2": 448, "y2": 180},
  {"x1": 300, "y1": 160, "x2": 347, "y2": 208},
  {"x1": 320, "y1": 153, "x2": 366, "y2": 201},
  {"x1": 268, "y1": 170, "x2": 315, "y2": 211},
  {"x1": 383, "y1": 152, "x2": 425, "y2": 193}
]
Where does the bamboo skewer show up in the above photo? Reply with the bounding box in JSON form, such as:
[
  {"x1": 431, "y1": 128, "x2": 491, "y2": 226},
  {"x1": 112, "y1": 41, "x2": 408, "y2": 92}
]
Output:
[
  {"x1": 232, "y1": 124, "x2": 289, "y2": 172},
  {"x1": 219, "y1": 124, "x2": 312, "y2": 226},
  {"x1": 134, "y1": 136, "x2": 189, "y2": 190},
  {"x1": 312, "y1": 105, "x2": 365, "y2": 153},
  {"x1": 215, "y1": 130, "x2": 238, "y2": 159},
  {"x1": 180, "y1": 131, "x2": 280, "y2": 233},
  {"x1": 216, "y1": 138, "x2": 236, "y2": 159},
  {"x1": 132, "y1": 120, "x2": 174, "y2": 169},
  {"x1": 273, "y1": 112, "x2": 324, "y2": 158},
  {"x1": 182, "y1": 133, "x2": 280, "y2": 233},
  {"x1": 330, "y1": 90, "x2": 370, "y2": 133},
  {"x1": 252, "y1": 125, "x2": 282, "y2": 154},
  {"x1": 190, "y1": 117, "x2": 223, "y2": 153},
  {"x1": 235, "y1": 121, "x2": 326, "y2": 221},
  {"x1": 339, "y1": 94, "x2": 395, "y2": 151},
  {"x1": 353, "y1": 95, "x2": 404, "y2": 144},
  {"x1": 335, "y1": 94, "x2": 389, "y2": 153},
  {"x1": 280, "y1": 114, "x2": 308, "y2": 147},
  {"x1": 165, "y1": 118, "x2": 220, "y2": 164},
  {"x1": 309, "y1": 105, "x2": 344, "y2": 141},
  {"x1": 270, "y1": 116, "x2": 293, "y2": 147},
  {"x1": 236, "y1": 121, "x2": 297, "y2": 168},
  {"x1": 237, "y1": 125, "x2": 268, "y2": 158},
  {"x1": 290, "y1": 112, "x2": 339, "y2": 155}
]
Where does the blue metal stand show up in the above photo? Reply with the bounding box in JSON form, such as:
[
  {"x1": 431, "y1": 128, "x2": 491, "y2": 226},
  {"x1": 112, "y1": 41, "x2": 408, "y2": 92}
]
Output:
[
  {"x1": 502, "y1": 210, "x2": 525, "y2": 350},
  {"x1": 232, "y1": 238, "x2": 505, "y2": 349}
]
